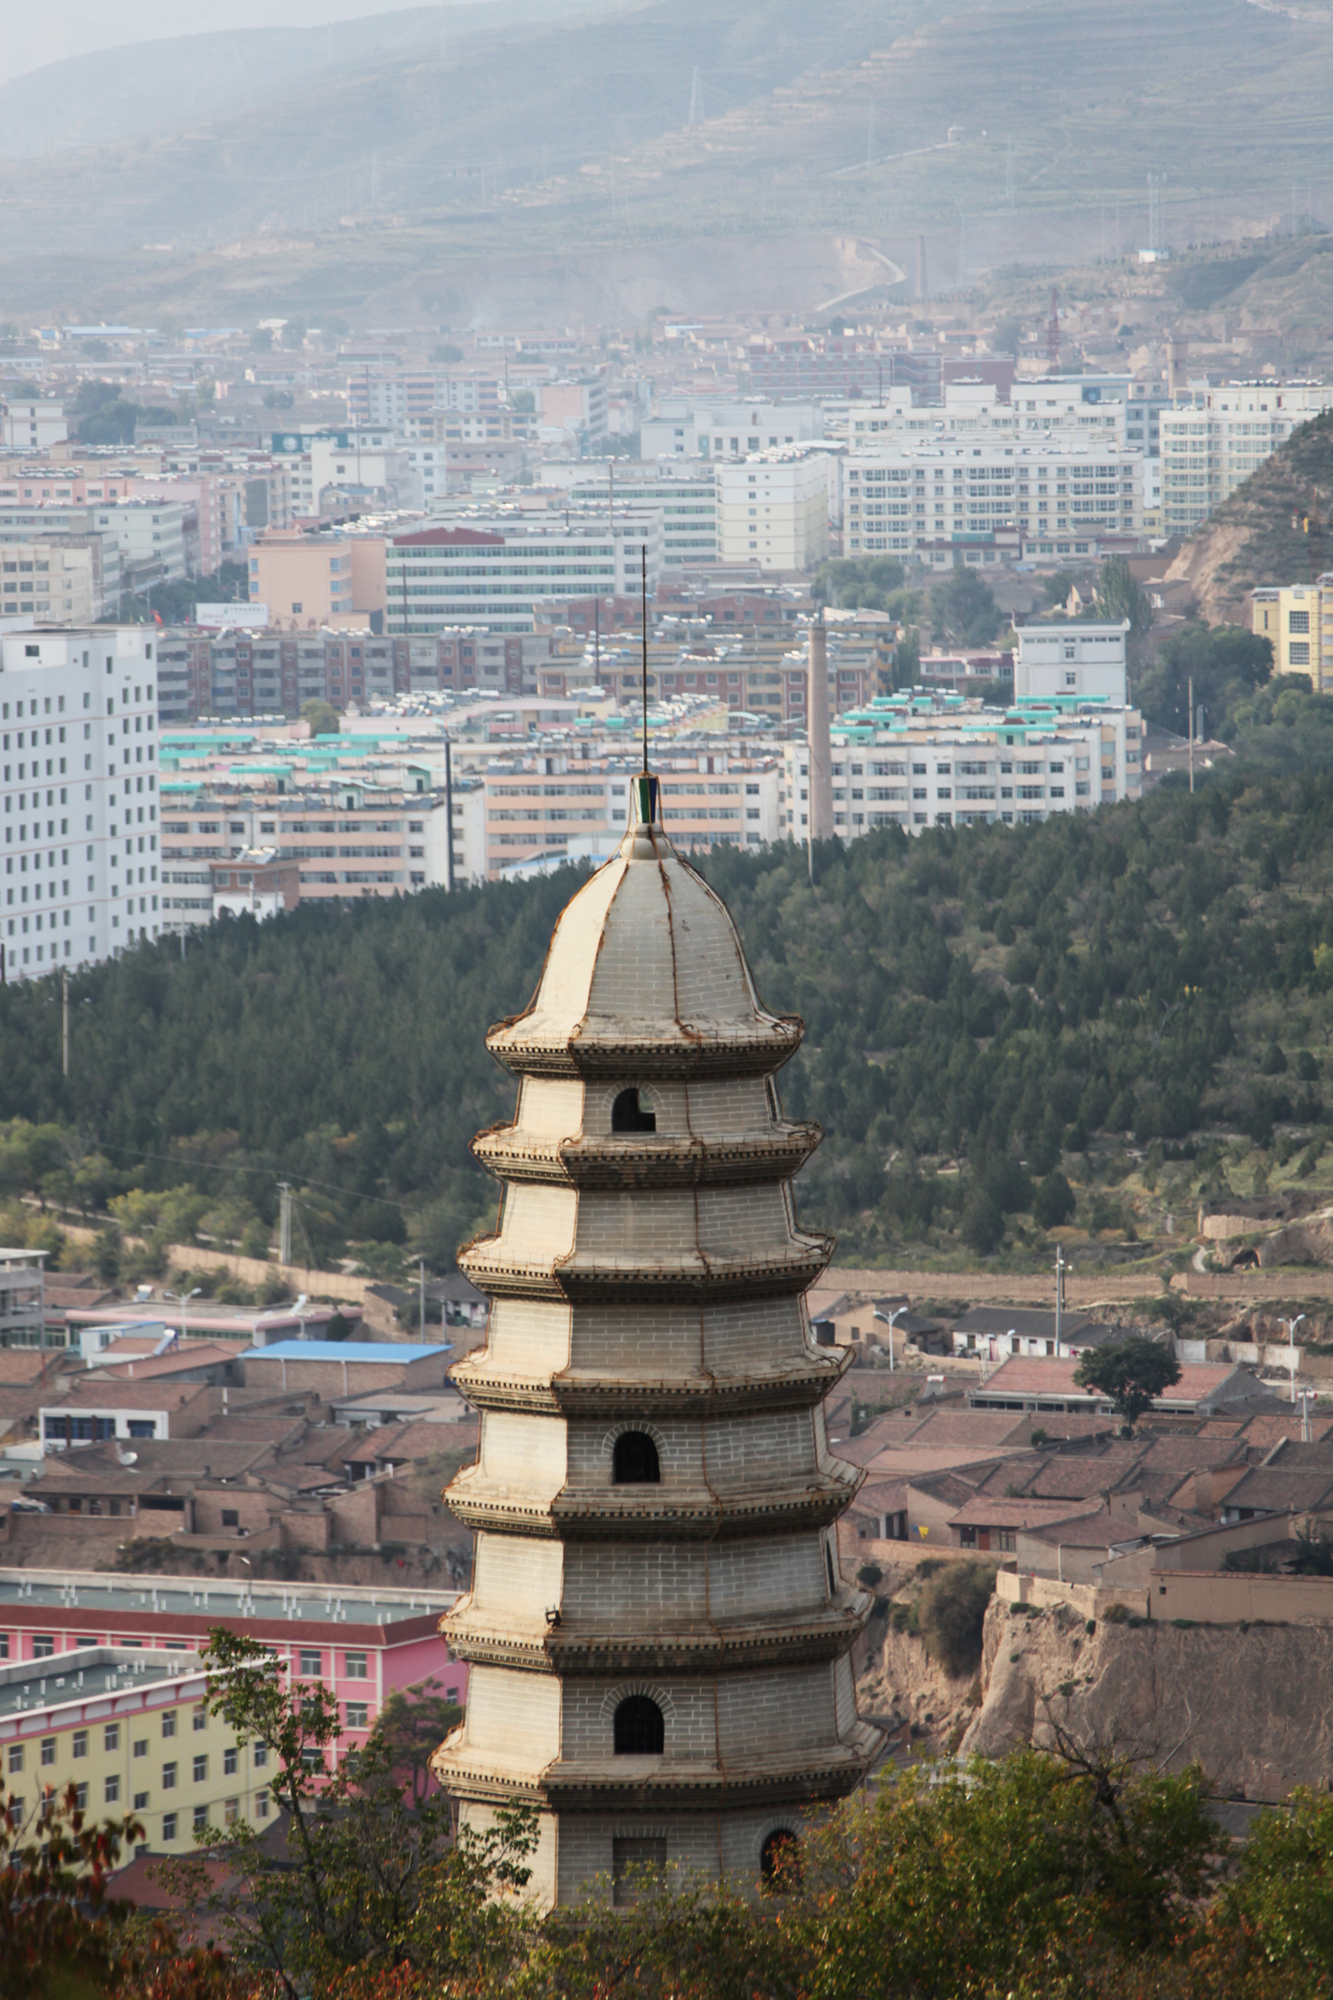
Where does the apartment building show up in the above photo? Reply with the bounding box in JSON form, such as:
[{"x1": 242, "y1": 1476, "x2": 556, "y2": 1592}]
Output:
[
  {"x1": 780, "y1": 696, "x2": 1142, "y2": 840},
  {"x1": 385, "y1": 516, "x2": 665, "y2": 635},
  {"x1": 0, "y1": 539, "x2": 104, "y2": 624},
  {"x1": 565, "y1": 469, "x2": 719, "y2": 568},
  {"x1": 538, "y1": 377, "x2": 608, "y2": 438},
  {"x1": 1, "y1": 400, "x2": 67, "y2": 451},
  {"x1": 154, "y1": 626, "x2": 569, "y2": 723},
  {"x1": 1252, "y1": 579, "x2": 1331, "y2": 693},
  {"x1": 715, "y1": 450, "x2": 832, "y2": 571},
  {"x1": 826, "y1": 381, "x2": 1130, "y2": 451},
  {"x1": 0, "y1": 502, "x2": 187, "y2": 592},
  {"x1": 347, "y1": 370, "x2": 446, "y2": 434},
  {"x1": 266, "y1": 429, "x2": 413, "y2": 516},
  {"x1": 0, "y1": 1571, "x2": 459, "y2": 1855},
  {"x1": 1014, "y1": 622, "x2": 1128, "y2": 703},
  {"x1": 246, "y1": 530, "x2": 387, "y2": 632},
  {"x1": 1, "y1": 627, "x2": 162, "y2": 980},
  {"x1": 843, "y1": 438, "x2": 1141, "y2": 560},
  {"x1": 0, "y1": 1250, "x2": 44, "y2": 1348},
  {"x1": 158, "y1": 778, "x2": 483, "y2": 925},
  {"x1": 484, "y1": 749, "x2": 781, "y2": 876},
  {"x1": 641, "y1": 398, "x2": 824, "y2": 460},
  {"x1": 1160, "y1": 383, "x2": 1333, "y2": 534}
]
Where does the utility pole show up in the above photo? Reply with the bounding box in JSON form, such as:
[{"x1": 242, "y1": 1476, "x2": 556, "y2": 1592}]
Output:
[
  {"x1": 61, "y1": 969, "x2": 69, "y2": 1079},
  {"x1": 278, "y1": 1182, "x2": 293, "y2": 1267},
  {"x1": 1054, "y1": 1245, "x2": 1065, "y2": 1356},
  {"x1": 1188, "y1": 674, "x2": 1194, "y2": 793},
  {"x1": 419, "y1": 1257, "x2": 427, "y2": 1341}
]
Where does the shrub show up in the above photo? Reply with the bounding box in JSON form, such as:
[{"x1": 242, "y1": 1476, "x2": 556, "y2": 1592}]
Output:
[{"x1": 917, "y1": 1561, "x2": 997, "y2": 1678}]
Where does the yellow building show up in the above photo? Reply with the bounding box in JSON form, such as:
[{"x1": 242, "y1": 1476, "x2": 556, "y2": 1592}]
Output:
[
  {"x1": 1252, "y1": 582, "x2": 1327, "y2": 693},
  {"x1": 247, "y1": 530, "x2": 387, "y2": 634},
  {"x1": 0, "y1": 1647, "x2": 290, "y2": 1853}
]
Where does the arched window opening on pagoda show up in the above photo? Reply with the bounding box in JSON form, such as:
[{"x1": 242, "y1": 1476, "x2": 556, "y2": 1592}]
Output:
[
  {"x1": 611, "y1": 1087, "x2": 657, "y2": 1133},
  {"x1": 613, "y1": 1431, "x2": 661, "y2": 1485},
  {"x1": 613, "y1": 1695, "x2": 665, "y2": 1755},
  {"x1": 761, "y1": 1828, "x2": 800, "y2": 1890}
]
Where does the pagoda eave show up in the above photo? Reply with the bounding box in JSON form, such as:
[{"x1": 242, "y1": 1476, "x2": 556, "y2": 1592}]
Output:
[
  {"x1": 441, "y1": 1597, "x2": 876, "y2": 1676},
  {"x1": 450, "y1": 1349, "x2": 854, "y2": 1418},
  {"x1": 447, "y1": 1470, "x2": 864, "y2": 1541},
  {"x1": 456, "y1": 1242, "x2": 834, "y2": 1305},
  {"x1": 470, "y1": 1124, "x2": 822, "y2": 1189},
  {"x1": 484, "y1": 1016, "x2": 804, "y2": 1081}
]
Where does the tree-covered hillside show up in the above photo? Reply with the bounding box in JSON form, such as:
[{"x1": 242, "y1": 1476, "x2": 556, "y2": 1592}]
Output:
[{"x1": 5, "y1": 770, "x2": 1333, "y2": 1273}]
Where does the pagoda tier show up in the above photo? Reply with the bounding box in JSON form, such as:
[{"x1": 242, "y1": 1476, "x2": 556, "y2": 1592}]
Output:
[{"x1": 433, "y1": 777, "x2": 883, "y2": 1907}]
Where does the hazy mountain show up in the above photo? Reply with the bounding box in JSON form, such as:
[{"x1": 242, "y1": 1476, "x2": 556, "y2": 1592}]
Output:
[
  {"x1": 0, "y1": 0, "x2": 604, "y2": 159},
  {"x1": 3, "y1": 0, "x2": 1332, "y2": 324}
]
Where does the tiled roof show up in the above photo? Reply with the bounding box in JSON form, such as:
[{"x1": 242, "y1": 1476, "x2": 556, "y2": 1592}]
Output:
[
  {"x1": 1241, "y1": 1415, "x2": 1333, "y2": 1449},
  {"x1": 1220, "y1": 1467, "x2": 1333, "y2": 1513},
  {"x1": 99, "y1": 1344, "x2": 240, "y2": 1380},
  {"x1": 900, "y1": 1411, "x2": 1030, "y2": 1448},
  {"x1": 1134, "y1": 1436, "x2": 1249, "y2": 1472},
  {"x1": 973, "y1": 1357, "x2": 1242, "y2": 1401},
  {"x1": 43, "y1": 1382, "x2": 203, "y2": 1410},
  {"x1": 949, "y1": 1495, "x2": 1102, "y2": 1530}
]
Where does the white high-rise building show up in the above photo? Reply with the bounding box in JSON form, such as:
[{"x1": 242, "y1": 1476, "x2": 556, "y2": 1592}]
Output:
[
  {"x1": 1160, "y1": 383, "x2": 1333, "y2": 535},
  {"x1": 1, "y1": 628, "x2": 161, "y2": 981},
  {"x1": 843, "y1": 438, "x2": 1142, "y2": 560},
  {"x1": 716, "y1": 450, "x2": 832, "y2": 572}
]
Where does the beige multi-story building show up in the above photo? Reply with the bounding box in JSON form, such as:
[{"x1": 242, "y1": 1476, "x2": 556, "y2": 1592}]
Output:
[
  {"x1": 781, "y1": 695, "x2": 1143, "y2": 839},
  {"x1": 1, "y1": 401, "x2": 67, "y2": 451},
  {"x1": 843, "y1": 437, "x2": 1141, "y2": 560},
  {"x1": 435, "y1": 773, "x2": 880, "y2": 1905},
  {"x1": 158, "y1": 779, "x2": 481, "y2": 927},
  {"x1": 385, "y1": 516, "x2": 664, "y2": 636},
  {"x1": 482, "y1": 749, "x2": 781, "y2": 876},
  {"x1": 0, "y1": 539, "x2": 104, "y2": 624},
  {"x1": 826, "y1": 381, "x2": 1129, "y2": 450},
  {"x1": 246, "y1": 529, "x2": 387, "y2": 632},
  {"x1": 1252, "y1": 579, "x2": 1330, "y2": 692},
  {"x1": 716, "y1": 450, "x2": 831, "y2": 573},
  {"x1": 1160, "y1": 383, "x2": 1333, "y2": 535}
]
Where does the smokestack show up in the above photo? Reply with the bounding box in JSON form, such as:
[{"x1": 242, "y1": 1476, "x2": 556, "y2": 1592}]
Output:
[
  {"x1": 806, "y1": 613, "x2": 834, "y2": 869},
  {"x1": 916, "y1": 233, "x2": 929, "y2": 311},
  {"x1": 1166, "y1": 332, "x2": 1188, "y2": 401}
]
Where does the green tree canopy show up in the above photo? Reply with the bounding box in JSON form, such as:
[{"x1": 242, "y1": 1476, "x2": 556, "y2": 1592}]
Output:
[
  {"x1": 1095, "y1": 556, "x2": 1152, "y2": 638},
  {"x1": 1073, "y1": 1336, "x2": 1182, "y2": 1426},
  {"x1": 301, "y1": 699, "x2": 340, "y2": 738},
  {"x1": 1137, "y1": 621, "x2": 1272, "y2": 738},
  {"x1": 931, "y1": 567, "x2": 1003, "y2": 647}
]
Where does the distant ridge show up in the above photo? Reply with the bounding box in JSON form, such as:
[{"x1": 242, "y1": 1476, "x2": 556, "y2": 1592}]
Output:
[{"x1": 0, "y1": 0, "x2": 603, "y2": 160}]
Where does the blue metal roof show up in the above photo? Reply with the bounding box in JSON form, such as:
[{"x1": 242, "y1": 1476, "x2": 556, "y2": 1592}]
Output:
[{"x1": 241, "y1": 1341, "x2": 452, "y2": 1362}]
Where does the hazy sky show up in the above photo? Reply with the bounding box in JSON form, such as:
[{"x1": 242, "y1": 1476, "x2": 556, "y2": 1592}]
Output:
[{"x1": 3, "y1": 0, "x2": 476, "y2": 86}]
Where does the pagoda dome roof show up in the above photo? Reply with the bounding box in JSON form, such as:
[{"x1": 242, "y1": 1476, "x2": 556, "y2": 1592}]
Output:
[{"x1": 486, "y1": 775, "x2": 801, "y2": 1079}]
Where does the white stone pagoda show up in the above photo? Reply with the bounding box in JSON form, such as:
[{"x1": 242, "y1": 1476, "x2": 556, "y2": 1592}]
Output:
[{"x1": 433, "y1": 771, "x2": 881, "y2": 1907}]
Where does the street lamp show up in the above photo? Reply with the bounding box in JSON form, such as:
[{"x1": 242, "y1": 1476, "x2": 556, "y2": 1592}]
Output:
[
  {"x1": 872, "y1": 1306, "x2": 904, "y2": 1371},
  {"x1": 1281, "y1": 1315, "x2": 1307, "y2": 1404},
  {"x1": 163, "y1": 1287, "x2": 201, "y2": 1343}
]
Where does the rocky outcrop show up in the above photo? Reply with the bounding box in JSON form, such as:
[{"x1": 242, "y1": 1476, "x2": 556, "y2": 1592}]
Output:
[
  {"x1": 961, "y1": 1598, "x2": 1333, "y2": 1799},
  {"x1": 859, "y1": 1585, "x2": 1333, "y2": 1797}
]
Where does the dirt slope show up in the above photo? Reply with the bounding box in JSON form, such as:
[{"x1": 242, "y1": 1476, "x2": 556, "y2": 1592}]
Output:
[{"x1": 861, "y1": 1588, "x2": 1333, "y2": 1798}]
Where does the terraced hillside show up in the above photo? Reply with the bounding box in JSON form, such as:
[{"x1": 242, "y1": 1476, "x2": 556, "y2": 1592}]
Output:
[{"x1": 10, "y1": 0, "x2": 1333, "y2": 321}]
